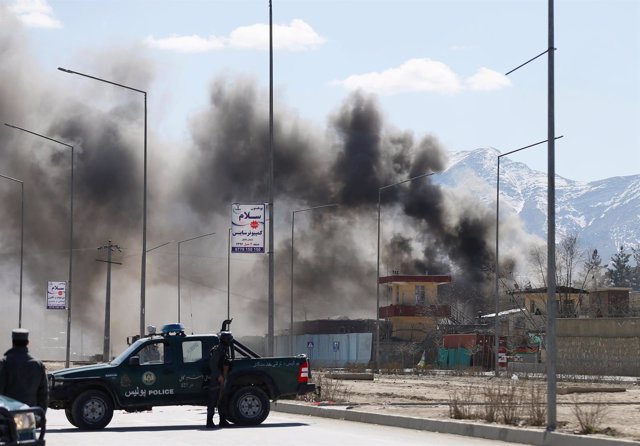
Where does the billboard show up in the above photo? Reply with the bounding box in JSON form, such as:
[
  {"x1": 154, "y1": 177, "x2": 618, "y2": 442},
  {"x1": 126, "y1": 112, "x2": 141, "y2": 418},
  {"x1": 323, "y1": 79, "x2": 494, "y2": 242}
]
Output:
[
  {"x1": 231, "y1": 203, "x2": 265, "y2": 253},
  {"x1": 47, "y1": 281, "x2": 67, "y2": 310}
]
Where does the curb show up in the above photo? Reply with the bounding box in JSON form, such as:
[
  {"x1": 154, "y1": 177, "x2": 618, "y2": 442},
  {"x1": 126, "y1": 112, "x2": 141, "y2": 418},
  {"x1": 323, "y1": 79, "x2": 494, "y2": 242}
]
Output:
[{"x1": 273, "y1": 402, "x2": 638, "y2": 446}]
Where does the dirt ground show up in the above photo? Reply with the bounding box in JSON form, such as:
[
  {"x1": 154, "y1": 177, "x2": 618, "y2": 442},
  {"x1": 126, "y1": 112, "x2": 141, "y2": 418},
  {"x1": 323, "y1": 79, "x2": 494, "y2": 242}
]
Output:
[{"x1": 312, "y1": 371, "x2": 640, "y2": 443}]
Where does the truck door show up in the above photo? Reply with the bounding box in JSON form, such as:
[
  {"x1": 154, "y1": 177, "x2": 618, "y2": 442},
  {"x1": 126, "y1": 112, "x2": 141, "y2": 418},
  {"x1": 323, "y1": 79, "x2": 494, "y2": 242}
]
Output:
[
  {"x1": 119, "y1": 340, "x2": 178, "y2": 406},
  {"x1": 175, "y1": 338, "x2": 208, "y2": 403}
]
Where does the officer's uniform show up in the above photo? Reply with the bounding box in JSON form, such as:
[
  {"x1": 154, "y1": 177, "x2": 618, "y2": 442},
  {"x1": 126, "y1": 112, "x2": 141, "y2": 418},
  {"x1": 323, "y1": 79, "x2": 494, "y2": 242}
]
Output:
[
  {"x1": 0, "y1": 329, "x2": 48, "y2": 411},
  {"x1": 206, "y1": 333, "x2": 232, "y2": 428}
]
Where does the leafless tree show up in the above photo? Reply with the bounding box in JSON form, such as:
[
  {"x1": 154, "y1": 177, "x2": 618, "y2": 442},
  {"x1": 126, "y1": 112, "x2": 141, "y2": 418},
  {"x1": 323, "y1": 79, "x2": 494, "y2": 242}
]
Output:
[
  {"x1": 557, "y1": 233, "x2": 582, "y2": 287},
  {"x1": 577, "y1": 248, "x2": 606, "y2": 290},
  {"x1": 528, "y1": 245, "x2": 547, "y2": 287}
]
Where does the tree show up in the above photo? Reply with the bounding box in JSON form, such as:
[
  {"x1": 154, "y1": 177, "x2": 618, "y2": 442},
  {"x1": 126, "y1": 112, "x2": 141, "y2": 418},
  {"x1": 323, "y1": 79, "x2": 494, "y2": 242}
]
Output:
[
  {"x1": 528, "y1": 245, "x2": 547, "y2": 287},
  {"x1": 578, "y1": 248, "x2": 606, "y2": 290},
  {"x1": 527, "y1": 234, "x2": 582, "y2": 288},
  {"x1": 606, "y1": 246, "x2": 632, "y2": 287},
  {"x1": 631, "y1": 246, "x2": 640, "y2": 291},
  {"x1": 557, "y1": 233, "x2": 581, "y2": 287}
]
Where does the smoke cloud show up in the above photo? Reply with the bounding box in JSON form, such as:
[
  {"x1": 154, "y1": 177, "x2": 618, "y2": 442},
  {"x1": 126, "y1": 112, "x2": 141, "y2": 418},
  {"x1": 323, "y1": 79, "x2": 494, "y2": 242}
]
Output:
[{"x1": 0, "y1": 9, "x2": 525, "y2": 359}]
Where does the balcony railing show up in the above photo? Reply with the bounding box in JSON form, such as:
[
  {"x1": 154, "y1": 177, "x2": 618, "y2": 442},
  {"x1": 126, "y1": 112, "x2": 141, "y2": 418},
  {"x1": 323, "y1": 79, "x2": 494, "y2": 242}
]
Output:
[{"x1": 379, "y1": 304, "x2": 451, "y2": 318}]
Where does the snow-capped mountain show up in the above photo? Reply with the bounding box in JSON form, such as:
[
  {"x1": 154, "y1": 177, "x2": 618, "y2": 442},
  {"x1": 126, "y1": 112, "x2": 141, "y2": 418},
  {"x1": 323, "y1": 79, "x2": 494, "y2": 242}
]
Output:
[{"x1": 438, "y1": 148, "x2": 640, "y2": 261}]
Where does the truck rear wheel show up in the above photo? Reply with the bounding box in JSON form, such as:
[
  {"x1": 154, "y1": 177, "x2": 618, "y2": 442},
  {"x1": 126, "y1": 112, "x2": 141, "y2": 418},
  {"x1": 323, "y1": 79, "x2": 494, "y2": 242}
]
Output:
[
  {"x1": 71, "y1": 389, "x2": 114, "y2": 430},
  {"x1": 229, "y1": 386, "x2": 270, "y2": 425}
]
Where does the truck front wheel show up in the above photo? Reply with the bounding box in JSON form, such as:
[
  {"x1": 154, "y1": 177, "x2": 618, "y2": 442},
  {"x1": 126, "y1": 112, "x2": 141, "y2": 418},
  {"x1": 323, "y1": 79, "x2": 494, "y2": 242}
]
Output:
[
  {"x1": 71, "y1": 389, "x2": 114, "y2": 430},
  {"x1": 229, "y1": 386, "x2": 270, "y2": 426}
]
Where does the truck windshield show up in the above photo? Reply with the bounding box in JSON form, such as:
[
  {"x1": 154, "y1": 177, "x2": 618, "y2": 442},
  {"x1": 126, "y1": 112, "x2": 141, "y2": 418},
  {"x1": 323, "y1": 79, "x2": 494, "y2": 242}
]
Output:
[{"x1": 110, "y1": 339, "x2": 146, "y2": 366}]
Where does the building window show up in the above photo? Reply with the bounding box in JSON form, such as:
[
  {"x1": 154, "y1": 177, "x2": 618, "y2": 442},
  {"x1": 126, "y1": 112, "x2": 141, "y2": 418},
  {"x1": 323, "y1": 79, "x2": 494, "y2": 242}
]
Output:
[{"x1": 415, "y1": 285, "x2": 425, "y2": 305}]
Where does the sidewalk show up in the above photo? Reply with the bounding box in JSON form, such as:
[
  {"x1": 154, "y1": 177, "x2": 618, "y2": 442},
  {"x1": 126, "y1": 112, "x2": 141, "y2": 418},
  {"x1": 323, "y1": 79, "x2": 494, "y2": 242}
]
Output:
[{"x1": 273, "y1": 401, "x2": 639, "y2": 446}]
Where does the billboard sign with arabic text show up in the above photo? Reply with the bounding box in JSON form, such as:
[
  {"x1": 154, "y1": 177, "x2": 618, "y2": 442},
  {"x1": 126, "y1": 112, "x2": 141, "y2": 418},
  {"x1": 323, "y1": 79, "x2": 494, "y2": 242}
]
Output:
[
  {"x1": 231, "y1": 203, "x2": 265, "y2": 253},
  {"x1": 47, "y1": 281, "x2": 67, "y2": 310}
]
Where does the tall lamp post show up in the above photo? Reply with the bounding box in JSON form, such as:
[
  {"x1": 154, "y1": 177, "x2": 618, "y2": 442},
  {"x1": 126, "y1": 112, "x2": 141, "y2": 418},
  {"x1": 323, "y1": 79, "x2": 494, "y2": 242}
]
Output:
[
  {"x1": 0, "y1": 173, "x2": 24, "y2": 328},
  {"x1": 5, "y1": 123, "x2": 75, "y2": 367},
  {"x1": 290, "y1": 204, "x2": 338, "y2": 355},
  {"x1": 58, "y1": 67, "x2": 149, "y2": 337},
  {"x1": 178, "y1": 232, "x2": 215, "y2": 323},
  {"x1": 494, "y1": 136, "x2": 562, "y2": 376},
  {"x1": 376, "y1": 172, "x2": 435, "y2": 372},
  {"x1": 227, "y1": 228, "x2": 231, "y2": 320},
  {"x1": 502, "y1": 0, "x2": 557, "y2": 428},
  {"x1": 267, "y1": 0, "x2": 275, "y2": 357}
]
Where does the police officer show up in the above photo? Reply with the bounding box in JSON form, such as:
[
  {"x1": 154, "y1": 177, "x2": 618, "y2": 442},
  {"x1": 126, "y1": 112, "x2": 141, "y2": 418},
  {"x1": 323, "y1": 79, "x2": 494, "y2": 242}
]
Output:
[
  {"x1": 0, "y1": 329, "x2": 48, "y2": 412},
  {"x1": 206, "y1": 332, "x2": 232, "y2": 428}
]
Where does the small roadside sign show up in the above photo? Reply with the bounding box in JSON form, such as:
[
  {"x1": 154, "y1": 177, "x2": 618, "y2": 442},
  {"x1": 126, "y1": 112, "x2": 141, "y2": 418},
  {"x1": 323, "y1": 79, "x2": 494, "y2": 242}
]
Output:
[{"x1": 307, "y1": 340, "x2": 314, "y2": 349}]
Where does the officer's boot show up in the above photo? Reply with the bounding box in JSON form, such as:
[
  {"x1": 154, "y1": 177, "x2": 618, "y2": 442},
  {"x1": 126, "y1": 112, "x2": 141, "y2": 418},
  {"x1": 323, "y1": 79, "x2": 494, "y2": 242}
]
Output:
[{"x1": 218, "y1": 406, "x2": 230, "y2": 427}]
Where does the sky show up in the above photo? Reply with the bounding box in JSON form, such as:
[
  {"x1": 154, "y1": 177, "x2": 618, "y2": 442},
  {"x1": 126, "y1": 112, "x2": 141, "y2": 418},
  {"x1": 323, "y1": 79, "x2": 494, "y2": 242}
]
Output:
[{"x1": 4, "y1": 0, "x2": 639, "y2": 183}]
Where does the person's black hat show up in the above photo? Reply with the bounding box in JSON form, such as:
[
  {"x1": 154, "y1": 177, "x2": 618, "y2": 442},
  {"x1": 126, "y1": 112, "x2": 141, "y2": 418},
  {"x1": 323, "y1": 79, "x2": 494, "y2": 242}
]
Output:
[{"x1": 12, "y1": 329, "x2": 29, "y2": 342}]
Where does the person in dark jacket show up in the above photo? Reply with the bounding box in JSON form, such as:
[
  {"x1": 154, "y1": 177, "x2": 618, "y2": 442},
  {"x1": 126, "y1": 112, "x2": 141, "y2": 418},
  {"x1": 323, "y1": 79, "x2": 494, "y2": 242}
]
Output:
[
  {"x1": 206, "y1": 333, "x2": 232, "y2": 428},
  {"x1": 0, "y1": 329, "x2": 48, "y2": 412}
]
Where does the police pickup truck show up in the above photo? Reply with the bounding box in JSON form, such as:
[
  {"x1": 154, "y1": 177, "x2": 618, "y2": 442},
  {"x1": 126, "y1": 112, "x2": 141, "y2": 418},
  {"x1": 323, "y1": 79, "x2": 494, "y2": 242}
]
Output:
[{"x1": 47, "y1": 321, "x2": 315, "y2": 430}]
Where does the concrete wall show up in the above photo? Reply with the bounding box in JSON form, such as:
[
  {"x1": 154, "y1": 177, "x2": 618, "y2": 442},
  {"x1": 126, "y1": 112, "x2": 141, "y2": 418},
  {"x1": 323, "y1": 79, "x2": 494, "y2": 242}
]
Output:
[
  {"x1": 272, "y1": 333, "x2": 372, "y2": 368},
  {"x1": 557, "y1": 318, "x2": 640, "y2": 376}
]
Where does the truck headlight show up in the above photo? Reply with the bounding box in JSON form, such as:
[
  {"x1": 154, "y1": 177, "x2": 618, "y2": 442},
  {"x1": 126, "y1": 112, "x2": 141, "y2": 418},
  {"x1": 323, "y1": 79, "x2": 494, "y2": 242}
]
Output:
[{"x1": 13, "y1": 412, "x2": 36, "y2": 431}]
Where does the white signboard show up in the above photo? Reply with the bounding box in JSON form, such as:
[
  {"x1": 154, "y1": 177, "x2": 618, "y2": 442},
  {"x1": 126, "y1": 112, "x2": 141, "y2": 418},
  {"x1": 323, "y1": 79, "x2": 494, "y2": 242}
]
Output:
[
  {"x1": 231, "y1": 203, "x2": 266, "y2": 253},
  {"x1": 47, "y1": 281, "x2": 67, "y2": 310}
]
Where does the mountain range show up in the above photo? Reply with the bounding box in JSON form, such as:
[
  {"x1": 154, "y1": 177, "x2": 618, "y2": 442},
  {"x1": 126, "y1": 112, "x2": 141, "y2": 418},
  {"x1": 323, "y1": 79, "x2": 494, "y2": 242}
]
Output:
[{"x1": 437, "y1": 148, "x2": 639, "y2": 263}]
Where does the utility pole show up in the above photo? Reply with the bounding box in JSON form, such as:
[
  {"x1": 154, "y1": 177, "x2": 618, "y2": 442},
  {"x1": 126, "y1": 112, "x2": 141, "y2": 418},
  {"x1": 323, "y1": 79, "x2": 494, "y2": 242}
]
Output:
[{"x1": 98, "y1": 241, "x2": 122, "y2": 362}]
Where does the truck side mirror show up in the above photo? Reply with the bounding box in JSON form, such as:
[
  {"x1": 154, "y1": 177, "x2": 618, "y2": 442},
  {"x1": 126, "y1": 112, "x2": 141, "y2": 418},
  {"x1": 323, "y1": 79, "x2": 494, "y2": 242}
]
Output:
[{"x1": 129, "y1": 356, "x2": 140, "y2": 366}]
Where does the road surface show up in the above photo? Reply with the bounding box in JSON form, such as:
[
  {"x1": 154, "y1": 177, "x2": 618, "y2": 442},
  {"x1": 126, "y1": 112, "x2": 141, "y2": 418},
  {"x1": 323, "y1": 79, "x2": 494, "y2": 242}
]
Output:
[{"x1": 45, "y1": 405, "x2": 523, "y2": 446}]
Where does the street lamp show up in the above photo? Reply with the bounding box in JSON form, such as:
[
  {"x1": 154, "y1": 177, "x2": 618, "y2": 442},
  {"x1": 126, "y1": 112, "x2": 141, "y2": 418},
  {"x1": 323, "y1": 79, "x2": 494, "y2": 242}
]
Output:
[
  {"x1": 503, "y1": 1, "x2": 557, "y2": 427},
  {"x1": 376, "y1": 172, "x2": 435, "y2": 372},
  {"x1": 58, "y1": 67, "x2": 149, "y2": 337},
  {"x1": 290, "y1": 204, "x2": 338, "y2": 355},
  {"x1": 493, "y1": 136, "x2": 562, "y2": 376},
  {"x1": 0, "y1": 173, "x2": 24, "y2": 328},
  {"x1": 227, "y1": 228, "x2": 231, "y2": 321},
  {"x1": 267, "y1": 0, "x2": 275, "y2": 357},
  {"x1": 178, "y1": 232, "x2": 215, "y2": 323},
  {"x1": 5, "y1": 123, "x2": 75, "y2": 367}
]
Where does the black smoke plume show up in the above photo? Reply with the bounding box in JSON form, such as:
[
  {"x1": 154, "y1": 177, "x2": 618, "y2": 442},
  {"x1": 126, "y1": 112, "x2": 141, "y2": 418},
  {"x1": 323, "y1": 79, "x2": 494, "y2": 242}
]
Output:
[{"x1": 0, "y1": 10, "x2": 514, "y2": 358}]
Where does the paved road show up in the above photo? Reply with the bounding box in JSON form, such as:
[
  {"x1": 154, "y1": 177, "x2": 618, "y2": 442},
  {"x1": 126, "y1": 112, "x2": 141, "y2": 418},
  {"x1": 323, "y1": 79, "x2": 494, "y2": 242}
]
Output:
[{"x1": 45, "y1": 406, "x2": 522, "y2": 446}]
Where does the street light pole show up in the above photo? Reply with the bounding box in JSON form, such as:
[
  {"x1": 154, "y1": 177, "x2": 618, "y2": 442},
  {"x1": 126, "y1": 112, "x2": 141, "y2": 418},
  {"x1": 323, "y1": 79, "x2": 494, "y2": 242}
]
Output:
[
  {"x1": 58, "y1": 67, "x2": 148, "y2": 337},
  {"x1": 267, "y1": 0, "x2": 275, "y2": 357},
  {"x1": 493, "y1": 137, "x2": 562, "y2": 376},
  {"x1": 5, "y1": 123, "x2": 74, "y2": 367},
  {"x1": 177, "y1": 232, "x2": 215, "y2": 323},
  {"x1": 0, "y1": 173, "x2": 24, "y2": 328},
  {"x1": 546, "y1": 0, "x2": 558, "y2": 430},
  {"x1": 376, "y1": 171, "x2": 435, "y2": 372},
  {"x1": 290, "y1": 204, "x2": 338, "y2": 355},
  {"x1": 501, "y1": 5, "x2": 559, "y2": 403},
  {"x1": 227, "y1": 228, "x2": 231, "y2": 320}
]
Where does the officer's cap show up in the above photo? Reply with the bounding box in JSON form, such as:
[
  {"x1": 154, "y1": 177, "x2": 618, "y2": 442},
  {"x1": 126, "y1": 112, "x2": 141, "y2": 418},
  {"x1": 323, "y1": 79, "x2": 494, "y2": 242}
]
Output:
[{"x1": 12, "y1": 328, "x2": 29, "y2": 342}]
